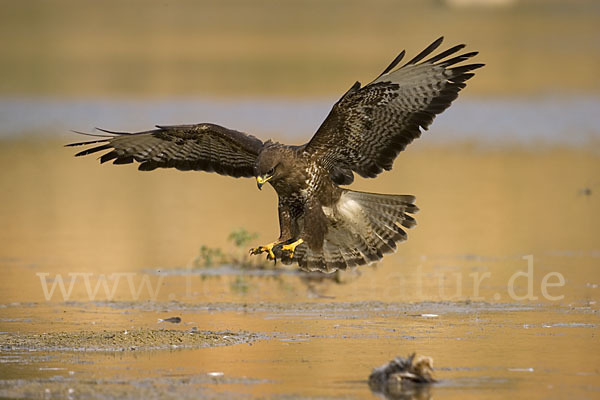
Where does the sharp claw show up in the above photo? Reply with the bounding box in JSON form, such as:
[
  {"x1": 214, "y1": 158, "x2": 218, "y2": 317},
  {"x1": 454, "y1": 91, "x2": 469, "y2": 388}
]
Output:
[{"x1": 250, "y1": 242, "x2": 279, "y2": 260}]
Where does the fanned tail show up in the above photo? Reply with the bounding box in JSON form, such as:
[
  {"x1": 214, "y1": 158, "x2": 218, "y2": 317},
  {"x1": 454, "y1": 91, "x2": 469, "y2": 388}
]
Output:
[{"x1": 288, "y1": 190, "x2": 418, "y2": 273}]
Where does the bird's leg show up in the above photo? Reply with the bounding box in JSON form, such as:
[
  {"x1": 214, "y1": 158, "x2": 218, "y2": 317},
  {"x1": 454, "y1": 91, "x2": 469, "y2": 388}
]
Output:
[
  {"x1": 250, "y1": 201, "x2": 300, "y2": 261},
  {"x1": 279, "y1": 238, "x2": 304, "y2": 258},
  {"x1": 249, "y1": 241, "x2": 279, "y2": 260}
]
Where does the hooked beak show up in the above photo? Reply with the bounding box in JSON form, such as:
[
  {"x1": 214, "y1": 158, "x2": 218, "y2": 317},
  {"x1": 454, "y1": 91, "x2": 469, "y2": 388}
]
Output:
[{"x1": 256, "y1": 174, "x2": 272, "y2": 190}]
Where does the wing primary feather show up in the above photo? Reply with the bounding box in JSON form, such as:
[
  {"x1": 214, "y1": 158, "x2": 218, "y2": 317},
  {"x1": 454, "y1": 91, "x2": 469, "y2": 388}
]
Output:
[
  {"x1": 65, "y1": 129, "x2": 114, "y2": 147},
  {"x1": 440, "y1": 52, "x2": 480, "y2": 67},
  {"x1": 453, "y1": 73, "x2": 476, "y2": 83},
  {"x1": 112, "y1": 156, "x2": 134, "y2": 165},
  {"x1": 74, "y1": 144, "x2": 111, "y2": 157},
  {"x1": 155, "y1": 124, "x2": 188, "y2": 129},
  {"x1": 424, "y1": 44, "x2": 465, "y2": 64},
  {"x1": 65, "y1": 138, "x2": 109, "y2": 147},
  {"x1": 95, "y1": 127, "x2": 135, "y2": 135},
  {"x1": 376, "y1": 50, "x2": 406, "y2": 78},
  {"x1": 449, "y1": 63, "x2": 485, "y2": 76},
  {"x1": 403, "y1": 37, "x2": 444, "y2": 66},
  {"x1": 100, "y1": 151, "x2": 119, "y2": 164},
  {"x1": 70, "y1": 130, "x2": 115, "y2": 138}
]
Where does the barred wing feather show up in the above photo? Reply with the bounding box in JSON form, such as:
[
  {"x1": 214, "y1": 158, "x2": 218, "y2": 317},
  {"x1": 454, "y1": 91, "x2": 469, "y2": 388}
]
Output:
[
  {"x1": 66, "y1": 123, "x2": 264, "y2": 178},
  {"x1": 304, "y1": 37, "x2": 483, "y2": 184}
]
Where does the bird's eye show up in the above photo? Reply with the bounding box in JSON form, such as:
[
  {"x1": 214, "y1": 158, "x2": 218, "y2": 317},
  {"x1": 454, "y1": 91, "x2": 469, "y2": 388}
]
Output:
[{"x1": 267, "y1": 167, "x2": 275, "y2": 175}]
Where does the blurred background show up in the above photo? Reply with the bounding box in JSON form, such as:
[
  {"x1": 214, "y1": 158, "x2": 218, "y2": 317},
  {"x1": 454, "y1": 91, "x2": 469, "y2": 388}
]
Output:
[
  {"x1": 1, "y1": 0, "x2": 599, "y2": 97},
  {"x1": 0, "y1": 0, "x2": 598, "y2": 302},
  {"x1": 2, "y1": 0, "x2": 599, "y2": 136},
  {"x1": 1, "y1": 1, "x2": 599, "y2": 398}
]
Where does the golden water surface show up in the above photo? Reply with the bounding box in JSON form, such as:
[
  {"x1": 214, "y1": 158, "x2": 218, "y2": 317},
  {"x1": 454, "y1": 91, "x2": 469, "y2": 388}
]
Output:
[{"x1": 0, "y1": 140, "x2": 598, "y2": 399}]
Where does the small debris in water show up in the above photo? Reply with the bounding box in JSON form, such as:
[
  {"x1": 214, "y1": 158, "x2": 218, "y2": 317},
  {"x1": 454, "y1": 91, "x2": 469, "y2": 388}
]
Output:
[
  {"x1": 207, "y1": 372, "x2": 224, "y2": 377},
  {"x1": 369, "y1": 353, "x2": 436, "y2": 398},
  {"x1": 158, "y1": 317, "x2": 182, "y2": 324},
  {"x1": 420, "y1": 314, "x2": 439, "y2": 318},
  {"x1": 508, "y1": 367, "x2": 534, "y2": 372}
]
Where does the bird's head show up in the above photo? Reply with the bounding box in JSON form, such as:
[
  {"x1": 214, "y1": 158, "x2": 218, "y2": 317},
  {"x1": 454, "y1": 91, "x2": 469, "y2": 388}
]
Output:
[{"x1": 254, "y1": 145, "x2": 288, "y2": 190}]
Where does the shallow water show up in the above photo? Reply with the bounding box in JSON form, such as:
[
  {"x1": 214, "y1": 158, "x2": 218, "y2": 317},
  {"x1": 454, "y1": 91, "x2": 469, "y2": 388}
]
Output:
[
  {"x1": 1, "y1": 300, "x2": 597, "y2": 399},
  {"x1": 0, "y1": 140, "x2": 599, "y2": 399}
]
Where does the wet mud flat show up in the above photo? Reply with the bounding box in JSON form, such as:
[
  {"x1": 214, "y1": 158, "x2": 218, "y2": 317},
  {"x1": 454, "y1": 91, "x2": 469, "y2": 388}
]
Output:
[
  {"x1": 0, "y1": 296, "x2": 598, "y2": 400},
  {"x1": 0, "y1": 315, "x2": 263, "y2": 399},
  {"x1": 0, "y1": 328, "x2": 258, "y2": 352}
]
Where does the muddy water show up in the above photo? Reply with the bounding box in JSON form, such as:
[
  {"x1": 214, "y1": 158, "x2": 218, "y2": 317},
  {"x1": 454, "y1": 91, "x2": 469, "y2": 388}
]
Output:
[{"x1": 0, "y1": 140, "x2": 599, "y2": 399}]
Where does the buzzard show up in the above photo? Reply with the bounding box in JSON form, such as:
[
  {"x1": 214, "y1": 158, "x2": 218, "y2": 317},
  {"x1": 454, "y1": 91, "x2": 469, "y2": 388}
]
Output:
[{"x1": 68, "y1": 37, "x2": 482, "y2": 272}]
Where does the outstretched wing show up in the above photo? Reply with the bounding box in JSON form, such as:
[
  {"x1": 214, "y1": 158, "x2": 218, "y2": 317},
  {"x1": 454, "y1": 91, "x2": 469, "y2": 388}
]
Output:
[
  {"x1": 304, "y1": 37, "x2": 483, "y2": 183},
  {"x1": 67, "y1": 123, "x2": 264, "y2": 178}
]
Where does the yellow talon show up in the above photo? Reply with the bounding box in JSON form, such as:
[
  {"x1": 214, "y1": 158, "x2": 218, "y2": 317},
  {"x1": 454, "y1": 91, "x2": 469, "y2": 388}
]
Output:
[
  {"x1": 281, "y1": 239, "x2": 304, "y2": 258},
  {"x1": 250, "y1": 242, "x2": 277, "y2": 260}
]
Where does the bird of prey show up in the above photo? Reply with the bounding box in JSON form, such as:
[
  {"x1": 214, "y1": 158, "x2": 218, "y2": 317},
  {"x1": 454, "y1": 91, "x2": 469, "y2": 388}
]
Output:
[{"x1": 68, "y1": 37, "x2": 482, "y2": 272}]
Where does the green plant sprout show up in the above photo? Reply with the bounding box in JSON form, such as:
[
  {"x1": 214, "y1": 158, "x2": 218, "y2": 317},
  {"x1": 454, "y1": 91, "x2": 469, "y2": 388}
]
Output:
[{"x1": 194, "y1": 228, "x2": 273, "y2": 269}]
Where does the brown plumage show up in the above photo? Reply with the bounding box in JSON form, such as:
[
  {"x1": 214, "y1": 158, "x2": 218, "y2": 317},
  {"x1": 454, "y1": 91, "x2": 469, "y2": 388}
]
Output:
[{"x1": 67, "y1": 37, "x2": 483, "y2": 272}]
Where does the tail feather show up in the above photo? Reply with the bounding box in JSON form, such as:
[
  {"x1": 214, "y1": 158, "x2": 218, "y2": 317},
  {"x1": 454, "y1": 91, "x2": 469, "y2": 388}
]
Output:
[
  {"x1": 366, "y1": 211, "x2": 408, "y2": 243},
  {"x1": 355, "y1": 193, "x2": 418, "y2": 229},
  {"x1": 366, "y1": 220, "x2": 400, "y2": 253},
  {"x1": 293, "y1": 190, "x2": 418, "y2": 272}
]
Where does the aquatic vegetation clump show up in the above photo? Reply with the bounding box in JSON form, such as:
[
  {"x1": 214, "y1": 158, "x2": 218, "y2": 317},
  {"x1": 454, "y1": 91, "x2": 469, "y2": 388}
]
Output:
[{"x1": 193, "y1": 228, "x2": 273, "y2": 269}]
